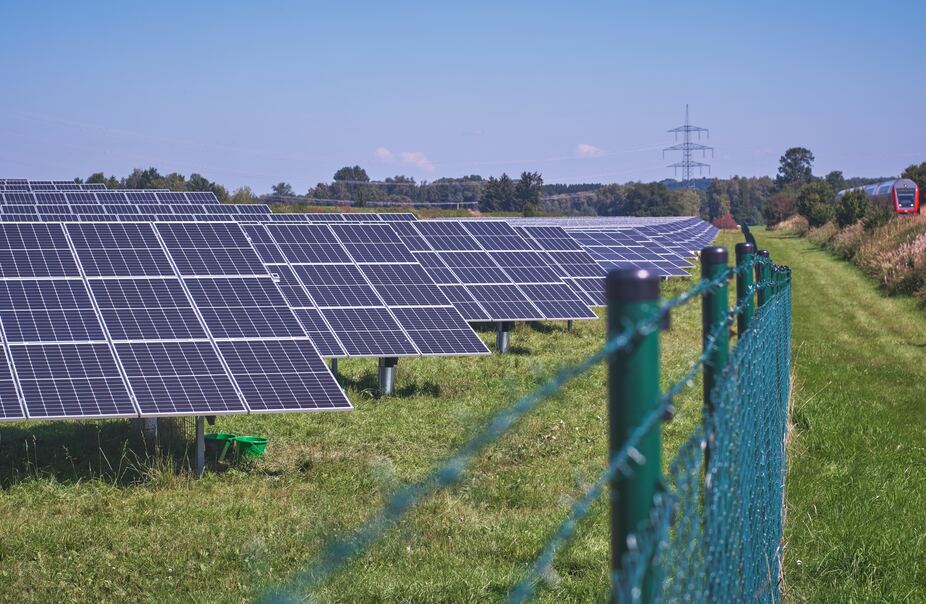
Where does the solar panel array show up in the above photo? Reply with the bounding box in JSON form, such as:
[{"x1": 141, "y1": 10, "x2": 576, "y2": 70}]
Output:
[
  {"x1": 0, "y1": 179, "x2": 107, "y2": 191},
  {"x1": 241, "y1": 222, "x2": 489, "y2": 357},
  {"x1": 0, "y1": 221, "x2": 351, "y2": 422},
  {"x1": 0, "y1": 180, "x2": 718, "y2": 423}
]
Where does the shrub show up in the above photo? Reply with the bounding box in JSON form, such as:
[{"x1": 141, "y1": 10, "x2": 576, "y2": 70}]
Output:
[
  {"x1": 711, "y1": 214, "x2": 738, "y2": 229},
  {"x1": 807, "y1": 222, "x2": 838, "y2": 246},
  {"x1": 863, "y1": 206, "x2": 894, "y2": 231},
  {"x1": 855, "y1": 215, "x2": 926, "y2": 293},
  {"x1": 835, "y1": 190, "x2": 869, "y2": 228},
  {"x1": 828, "y1": 223, "x2": 864, "y2": 260},
  {"x1": 773, "y1": 214, "x2": 809, "y2": 235},
  {"x1": 795, "y1": 181, "x2": 835, "y2": 227}
]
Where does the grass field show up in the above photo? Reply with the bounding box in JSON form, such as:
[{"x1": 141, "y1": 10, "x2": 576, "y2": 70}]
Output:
[
  {"x1": 766, "y1": 229, "x2": 926, "y2": 602},
  {"x1": 1, "y1": 228, "x2": 923, "y2": 602}
]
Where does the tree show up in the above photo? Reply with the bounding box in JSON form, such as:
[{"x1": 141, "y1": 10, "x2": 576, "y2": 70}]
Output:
[
  {"x1": 86, "y1": 172, "x2": 119, "y2": 189},
  {"x1": 333, "y1": 166, "x2": 370, "y2": 182},
  {"x1": 514, "y1": 171, "x2": 543, "y2": 214},
  {"x1": 704, "y1": 180, "x2": 731, "y2": 220},
  {"x1": 777, "y1": 147, "x2": 815, "y2": 186},
  {"x1": 271, "y1": 182, "x2": 294, "y2": 197},
  {"x1": 674, "y1": 189, "x2": 701, "y2": 216},
  {"x1": 229, "y1": 186, "x2": 258, "y2": 204},
  {"x1": 825, "y1": 170, "x2": 846, "y2": 193},
  {"x1": 901, "y1": 162, "x2": 926, "y2": 209},
  {"x1": 123, "y1": 167, "x2": 164, "y2": 189},
  {"x1": 480, "y1": 174, "x2": 515, "y2": 212},
  {"x1": 764, "y1": 191, "x2": 795, "y2": 226},
  {"x1": 835, "y1": 189, "x2": 869, "y2": 228},
  {"x1": 795, "y1": 181, "x2": 834, "y2": 227}
]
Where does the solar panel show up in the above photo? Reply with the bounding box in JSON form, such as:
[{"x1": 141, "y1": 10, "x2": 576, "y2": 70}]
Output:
[
  {"x1": 156, "y1": 222, "x2": 267, "y2": 276},
  {"x1": 12, "y1": 343, "x2": 135, "y2": 419},
  {"x1": 116, "y1": 341, "x2": 245, "y2": 415},
  {"x1": 69, "y1": 223, "x2": 175, "y2": 277},
  {"x1": 0, "y1": 280, "x2": 105, "y2": 343},
  {"x1": 0, "y1": 223, "x2": 80, "y2": 278},
  {"x1": 0, "y1": 349, "x2": 23, "y2": 420}
]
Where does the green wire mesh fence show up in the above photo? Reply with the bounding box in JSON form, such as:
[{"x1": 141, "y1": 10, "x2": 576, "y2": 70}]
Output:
[{"x1": 262, "y1": 237, "x2": 792, "y2": 604}]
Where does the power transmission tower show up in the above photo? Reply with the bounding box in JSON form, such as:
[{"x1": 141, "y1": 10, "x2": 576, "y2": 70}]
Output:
[{"x1": 663, "y1": 104, "x2": 713, "y2": 189}]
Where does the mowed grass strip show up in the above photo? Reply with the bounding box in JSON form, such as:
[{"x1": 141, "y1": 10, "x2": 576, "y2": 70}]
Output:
[{"x1": 763, "y1": 229, "x2": 926, "y2": 602}]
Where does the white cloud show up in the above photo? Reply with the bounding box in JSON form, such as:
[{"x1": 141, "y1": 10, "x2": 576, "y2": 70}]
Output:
[
  {"x1": 576, "y1": 143, "x2": 605, "y2": 158},
  {"x1": 374, "y1": 147, "x2": 435, "y2": 172}
]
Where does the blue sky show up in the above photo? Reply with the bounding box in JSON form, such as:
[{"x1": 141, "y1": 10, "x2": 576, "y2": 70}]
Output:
[{"x1": 0, "y1": 1, "x2": 922, "y2": 193}]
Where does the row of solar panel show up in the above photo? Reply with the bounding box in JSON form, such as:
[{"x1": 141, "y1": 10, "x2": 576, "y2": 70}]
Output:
[
  {"x1": 0, "y1": 222, "x2": 352, "y2": 422},
  {"x1": 0, "y1": 181, "x2": 107, "y2": 191},
  {"x1": 0, "y1": 191, "x2": 222, "y2": 204}
]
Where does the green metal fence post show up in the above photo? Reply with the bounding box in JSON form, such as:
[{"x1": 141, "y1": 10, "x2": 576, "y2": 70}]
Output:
[
  {"x1": 756, "y1": 250, "x2": 771, "y2": 307},
  {"x1": 735, "y1": 242, "x2": 756, "y2": 334},
  {"x1": 607, "y1": 268, "x2": 661, "y2": 604},
  {"x1": 700, "y1": 246, "x2": 729, "y2": 420}
]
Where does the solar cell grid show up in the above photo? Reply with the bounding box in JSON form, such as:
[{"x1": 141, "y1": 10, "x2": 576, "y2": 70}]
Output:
[
  {"x1": 0, "y1": 280, "x2": 106, "y2": 343},
  {"x1": 0, "y1": 224, "x2": 79, "y2": 278},
  {"x1": 217, "y1": 340, "x2": 350, "y2": 412},
  {"x1": 320, "y1": 308, "x2": 418, "y2": 357},
  {"x1": 116, "y1": 341, "x2": 245, "y2": 415},
  {"x1": 413, "y1": 221, "x2": 481, "y2": 251},
  {"x1": 390, "y1": 307, "x2": 488, "y2": 355},
  {"x1": 90, "y1": 279, "x2": 207, "y2": 341},
  {"x1": 156, "y1": 223, "x2": 267, "y2": 276},
  {"x1": 11, "y1": 343, "x2": 135, "y2": 419}
]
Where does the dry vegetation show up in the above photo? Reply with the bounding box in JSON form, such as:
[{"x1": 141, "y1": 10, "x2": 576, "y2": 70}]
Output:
[{"x1": 779, "y1": 213, "x2": 926, "y2": 303}]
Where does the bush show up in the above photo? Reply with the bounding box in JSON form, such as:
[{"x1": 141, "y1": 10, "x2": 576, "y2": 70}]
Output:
[
  {"x1": 855, "y1": 215, "x2": 926, "y2": 294},
  {"x1": 807, "y1": 222, "x2": 838, "y2": 246},
  {"x1": 835, "y1": 190, "x2": 869, "y2": 228},
  {"x1": 863, "y1": 206, "x2": 894, "y2": 231},
  {"x1": 828, "y1": 223, "x2": 865, "y2": 259},
  {"x1": 711, "y1": 214, "x2": 738, "y2": 229},
  {"x1": 795, "y1": 181, "x2": 835, "y2": 227},
  {"x1": 773, "y1": 214, "x2": 809, "y2": 235}
]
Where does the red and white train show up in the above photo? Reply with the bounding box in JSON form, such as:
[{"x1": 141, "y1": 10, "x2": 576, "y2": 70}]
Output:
[{"x1": 837, "y1": 179, "x2": 920, "y2": 214}]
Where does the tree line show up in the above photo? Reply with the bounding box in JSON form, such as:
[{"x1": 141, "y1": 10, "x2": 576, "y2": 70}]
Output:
[{"x1": 75, "y1": 155, "x2": 925, "y2": 224}]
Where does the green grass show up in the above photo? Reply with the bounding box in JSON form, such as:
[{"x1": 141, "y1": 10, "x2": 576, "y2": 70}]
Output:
[
  {"x1": 765, "y1": 229, "x2": 926, "y2": 602},
  {"x1": 0, "y1": 252, "x2": 712, "y2": 602},
  {"x1": 2, "y1": 228, "x2": 922, "y2": 602}
]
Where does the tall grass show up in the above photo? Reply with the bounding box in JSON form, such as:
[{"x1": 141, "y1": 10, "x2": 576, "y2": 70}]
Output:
[{"x1": 780, "y1": 213, "x2": 926, "y2": 303}]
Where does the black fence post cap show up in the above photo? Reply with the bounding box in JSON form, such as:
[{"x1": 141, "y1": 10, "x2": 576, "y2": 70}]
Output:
[
  {"x1": 757, "y1": 249, "x2": 770, "y2": 258},
  {"x1": 606, "y1": 268, "x2": 660, "y2": 303},
  {"x1": 700, "y1": 246, "x2": 728, "y2": 265},
  {"x1": 735, "y1": 242, "x2": 756, "y2": 258}
]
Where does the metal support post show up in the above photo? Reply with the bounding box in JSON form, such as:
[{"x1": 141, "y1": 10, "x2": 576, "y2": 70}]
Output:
[
  {"x1": 495, "y1": 321, "x2": 512, "y2": 353},
  {"x1": 756, "y1": 250, "x2": 771, "y2": 307},
  {"x1": 607, "y1": 268, "x2": 661, "y2": 604},
  {"x1": 194, "y1": 416, "x2": 205, "y2": 477},
  {"x1": 735, "y1": 242, "x2": 756, "y2": 335},
  {"x1": 378, "y1": 357, "x2": 398, "y2": 396}
]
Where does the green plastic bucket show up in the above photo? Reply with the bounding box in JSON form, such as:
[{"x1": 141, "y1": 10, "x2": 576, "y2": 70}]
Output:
[
  {"x1": 205, "y1": 433, "x2": 236, "y2": 461},
  {"x1": 234, "y1": 436, "x2": 269, "y2": 459}
]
